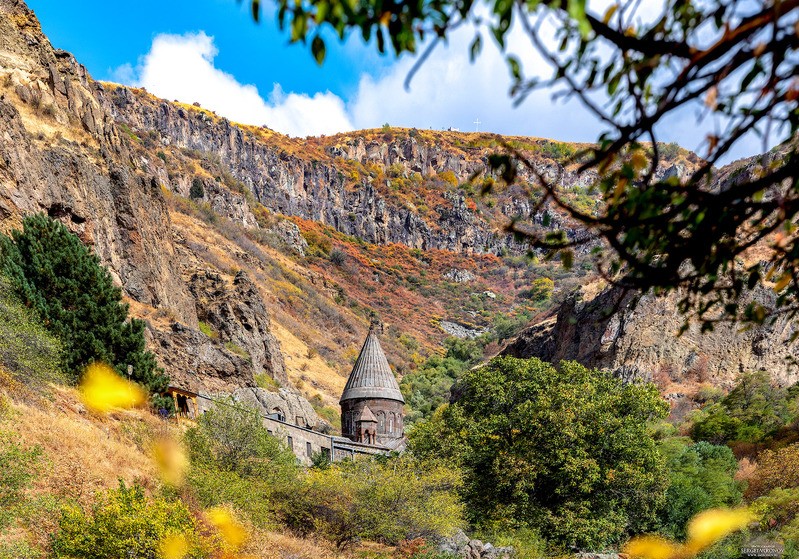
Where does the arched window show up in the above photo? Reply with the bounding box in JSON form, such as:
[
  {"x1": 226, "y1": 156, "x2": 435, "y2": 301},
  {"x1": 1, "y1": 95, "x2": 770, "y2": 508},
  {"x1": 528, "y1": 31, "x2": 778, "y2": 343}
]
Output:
[
  {"x1": 271, "y1": 407, "x2": 285, "y2": 422},
  {"x1": 377, "y1": 411, "x2": 385, "y2": 433},
  {"x1": 388, "y1": 413, "x2": 395, "y2": 434}
]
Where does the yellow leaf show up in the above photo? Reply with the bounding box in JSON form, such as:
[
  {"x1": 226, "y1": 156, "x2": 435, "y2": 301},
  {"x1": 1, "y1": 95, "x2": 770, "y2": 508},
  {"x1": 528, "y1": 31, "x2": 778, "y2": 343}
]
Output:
[
  {"x1": 206, "y1": 507, "x2": 248, "y2": 549},
  {"x1": 631, "y1": 150, "x2": 648, "y2": 172},
  {"x1": 685, "y1": 508, "x2": 754, "y2": 553},
  {"x1": 705, "y1": 86, "x2": 718, "y2": 109},
  {"x1": 603, "y1": 4, "x2": 619, "y2": 24},
  {"x1": 624, "y1": 535, "x2": 679, "y2": 559},
  {"x1": 773, "y1": 272, "x2": 792, "y2": 293},
  {"x1": 613, "y1": 176, "x2": 628, "y2": 201},
  {"x1": 152, "y1": 437, "x2": 189, "y2": 487},
  {"x1": 159, "y1": 533, "x2": 188, "y2": 559},
  {"x1": 79, "y1": 362, "x2": 147, "y2": 414}
]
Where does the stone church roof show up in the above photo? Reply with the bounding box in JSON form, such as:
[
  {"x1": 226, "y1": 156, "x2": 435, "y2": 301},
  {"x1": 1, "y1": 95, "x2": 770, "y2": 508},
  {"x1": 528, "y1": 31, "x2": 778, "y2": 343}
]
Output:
[
  {"x1": 340, "y1": 326, "x2": 405, "y2": 404},
  {"x1": 359, "y1": 405, "x2": 378, "y2": 422}
]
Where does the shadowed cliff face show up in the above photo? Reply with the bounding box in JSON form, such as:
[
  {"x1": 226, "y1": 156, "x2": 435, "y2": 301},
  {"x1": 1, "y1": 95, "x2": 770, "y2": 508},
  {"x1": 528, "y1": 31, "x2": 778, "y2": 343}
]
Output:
[
  {"x1": 0, "y1": 1, "x2": 195, "y2": 325},
  {"x1": 0, "y1": 0, "x2": 289, "y2": 393},
  {"x1": 502, "y1": 282, "x2": 799, "y2": 388}
]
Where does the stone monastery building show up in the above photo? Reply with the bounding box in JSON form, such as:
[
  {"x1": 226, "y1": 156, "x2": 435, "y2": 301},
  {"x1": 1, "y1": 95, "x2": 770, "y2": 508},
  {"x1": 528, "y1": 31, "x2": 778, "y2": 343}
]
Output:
[
  {"x1": 170, "y1": 323, "x2": 405, "y2": 464},
  {"x1": 340, "y1": 323, "x2": 405, "y2": 448}
]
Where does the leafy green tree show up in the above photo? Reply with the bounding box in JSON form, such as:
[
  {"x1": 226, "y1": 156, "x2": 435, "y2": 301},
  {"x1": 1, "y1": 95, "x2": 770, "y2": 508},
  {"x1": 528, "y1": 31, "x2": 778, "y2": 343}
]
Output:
[
  {"x1": 185, "y1": 399, "x2": 298, "y2": 478},
  {"x1": 246, "y1": 0, "x2": 798, "y2": 326},
  {"x1": 691, "y1": 371, "x2": 796, "y2": 445},
  {"x1": 657, "y1": 439, "x2": 744, "y2": 539},
  {"x1": 184, "y1": 399, "x2": 299, "y2": 525},
  {"x1": 409, "y1": 356, "x2": 669, "y2": 549},
  {"x1": 0, "y1": 215, "x2": 165, "y2": 394}
]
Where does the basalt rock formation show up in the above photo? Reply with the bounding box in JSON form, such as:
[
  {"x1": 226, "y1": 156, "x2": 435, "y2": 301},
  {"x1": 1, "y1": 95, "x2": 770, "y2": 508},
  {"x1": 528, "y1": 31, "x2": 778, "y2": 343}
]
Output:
[
  {"x1": 503, "y1": 282, "x2": 799, "y2": 388},
  {"x1": 100, "y1": 85, "x2": 693, "y2": 257}
]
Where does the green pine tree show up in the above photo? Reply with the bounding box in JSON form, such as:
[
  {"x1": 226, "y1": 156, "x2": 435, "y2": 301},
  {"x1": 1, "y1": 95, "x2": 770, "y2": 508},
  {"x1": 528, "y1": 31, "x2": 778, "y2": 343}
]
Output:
[{"x1": 0, "y1": 214, "x2": 168, "y2": 398}]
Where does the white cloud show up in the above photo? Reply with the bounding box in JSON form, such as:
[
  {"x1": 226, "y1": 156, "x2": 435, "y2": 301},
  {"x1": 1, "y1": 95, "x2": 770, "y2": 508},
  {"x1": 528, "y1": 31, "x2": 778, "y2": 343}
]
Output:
[
  {"x1": 348, "y1": 14, "x2": 605, "y2": 141},
  {"x1": 122, "y1": 32, "x2": 353, "y2": 137}
]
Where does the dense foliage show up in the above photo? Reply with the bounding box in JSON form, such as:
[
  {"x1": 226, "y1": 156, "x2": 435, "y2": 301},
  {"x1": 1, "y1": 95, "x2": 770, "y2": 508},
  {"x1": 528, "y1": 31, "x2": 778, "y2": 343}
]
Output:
[
  {"x1": 657, "y1": 440, "x2": 743, "y2": 539},
  {"x1": 691, "y1": 371, "x2": 798, "y2": 446},
  {"x1": 52, "y1": 481, "x2": 216, "y2": 559},
  {"x1": 281, "y1": 454, "x2": 464, "y2": 548},
  {"x1": 410, "y1": 356, "x2": 669, "y2": 549},
  {"x1": 185, "y1": 400, "x2": 465, "y2": 547},
  {"x1": 0, "y1": 215, "x2": 166, "y2": 395},
  {"x1": 185, "y1": 399, "x2": 300, "y2": 524}
]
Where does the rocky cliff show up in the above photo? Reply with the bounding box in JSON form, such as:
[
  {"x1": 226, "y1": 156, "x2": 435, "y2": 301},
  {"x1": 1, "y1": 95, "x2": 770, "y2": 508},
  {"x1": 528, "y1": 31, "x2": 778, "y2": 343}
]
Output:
[
  {"x1": 0, "y1": 0, "x2": 291, "y2": 397},
  {"x1": 502, "y1": 281, "x2": 799, "y2": 388},
  {"x1": 100, "y1": 86, "x2": 692, "y2": 257},
  {"x1": 100, "y1": 85, "x2": 527, "y2": 254}
]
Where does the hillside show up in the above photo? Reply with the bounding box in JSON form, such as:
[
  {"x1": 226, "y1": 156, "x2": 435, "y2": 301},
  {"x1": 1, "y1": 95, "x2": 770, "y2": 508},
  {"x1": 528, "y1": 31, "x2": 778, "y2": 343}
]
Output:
[
  {"x1": 1, "y1": 0, "x2": 790, "y2": 425},
  {"x1": 0, "y1": 381, "x2": 380, "y2": 559},
  {"x1": 0, "y1": 0, "x2": 612, "y2": 422}
]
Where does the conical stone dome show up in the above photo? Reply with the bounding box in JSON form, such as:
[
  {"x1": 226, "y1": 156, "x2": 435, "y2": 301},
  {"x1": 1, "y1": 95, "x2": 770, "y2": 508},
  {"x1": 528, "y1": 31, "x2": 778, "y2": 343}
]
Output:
[{"x1": 340, "y1": 327, "x2": 405, "y2": 404}]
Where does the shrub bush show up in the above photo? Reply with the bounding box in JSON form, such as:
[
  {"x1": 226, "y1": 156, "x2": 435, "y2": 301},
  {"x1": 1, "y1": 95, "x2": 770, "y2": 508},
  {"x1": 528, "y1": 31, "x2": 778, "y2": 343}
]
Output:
[
  {"x1": 0, "y1": 432, "x2": 41, "y2": 531},
  {"x1": 279, "y1": 454, "x2": 464, "y2": 548},
  {"x1": 184, "y1": 400, "x2": 299, "y2": 527},
  {"x1": 691, "y1": 371, "x2": 795, "y2": 445},
  {"x1": 51, "y1": 481, "x2": 215, "y2": 559},
  {"x1": 329, "y1": 248, "x2": 347, "y2": 266},
  {"x1": 190, "y1": 177, "x2": 205, "y2": 199},
  {"x1": 747, "y1": 443, "x2": 799, "y2": 498}
]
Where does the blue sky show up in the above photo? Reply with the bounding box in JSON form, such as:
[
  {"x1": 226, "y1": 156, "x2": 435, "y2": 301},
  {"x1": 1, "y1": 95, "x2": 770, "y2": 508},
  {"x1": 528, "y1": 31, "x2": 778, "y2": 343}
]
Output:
[
  {"x1": 26, "y1": 0, "x2": 781, "y2": 161},
  {"x1": 27, "y1": 0, "x2": 389, "y2": 100}
]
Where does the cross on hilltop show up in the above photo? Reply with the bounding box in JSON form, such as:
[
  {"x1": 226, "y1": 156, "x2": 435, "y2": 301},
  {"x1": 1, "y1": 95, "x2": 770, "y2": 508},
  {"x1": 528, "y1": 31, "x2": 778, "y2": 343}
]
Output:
[{"x1": 473, "y1": 118, "x2": 481, "y2": 132}]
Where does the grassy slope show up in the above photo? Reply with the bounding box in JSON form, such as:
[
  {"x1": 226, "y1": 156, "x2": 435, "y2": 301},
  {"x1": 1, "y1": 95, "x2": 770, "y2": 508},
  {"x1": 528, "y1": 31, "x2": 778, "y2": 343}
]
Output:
[{"x1": 0, "y1": 384, "x2": 372, "y2": 559}]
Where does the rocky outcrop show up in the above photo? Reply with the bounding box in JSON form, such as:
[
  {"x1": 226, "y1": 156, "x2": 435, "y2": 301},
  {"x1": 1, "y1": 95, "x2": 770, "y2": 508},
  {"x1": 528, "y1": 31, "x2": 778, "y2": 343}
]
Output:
[
  {"x1": 0, "y1": 1, "x2": 290, "y2": 395},
  {"x1": 444, "y1": 268, "x2": 476, "y2": 283},
  {"x1": 0, "y1": 2, "x2": 196, "y2": 325},
  {"x1": 189, "y1": 270, "x2": 286, "y2": 383},
  {"x1": 438, "y1": 530, "x2": 515, "y2": 559},
  {"x1": 502, "y1": 283, "x2": 799, "y2": 388},
  {"x1": 100, "y1": 85, "x2": 639, "y2": 256}
]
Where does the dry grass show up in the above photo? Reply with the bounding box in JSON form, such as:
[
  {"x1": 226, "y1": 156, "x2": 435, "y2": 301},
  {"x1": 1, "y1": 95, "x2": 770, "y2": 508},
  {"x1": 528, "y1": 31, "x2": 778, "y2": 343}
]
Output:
[
  {"x1": 272, "y1": 322, "x2": 346, "y2": 408},
  {"x1": 246, "y1": 529, "x2": 393, "y2": 559},
  {"x1": 5, "y1": 386, "x2": 163, "y2": 507},
  {"x1": 0, "y1": 73, "x2": 99, "y2": 152}
]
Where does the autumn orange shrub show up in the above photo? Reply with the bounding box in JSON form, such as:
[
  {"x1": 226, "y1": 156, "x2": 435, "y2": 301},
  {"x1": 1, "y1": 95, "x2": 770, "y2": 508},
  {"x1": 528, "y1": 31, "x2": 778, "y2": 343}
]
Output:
[{"x1": 746, "y1": 443, "x2": 799, "y2": 498}]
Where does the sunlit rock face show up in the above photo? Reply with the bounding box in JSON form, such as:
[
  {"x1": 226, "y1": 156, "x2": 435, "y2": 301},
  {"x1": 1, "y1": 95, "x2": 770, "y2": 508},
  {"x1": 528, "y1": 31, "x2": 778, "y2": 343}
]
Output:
[{"x1": 503, "y1": 282, "x2": 799, "y2": 388}]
